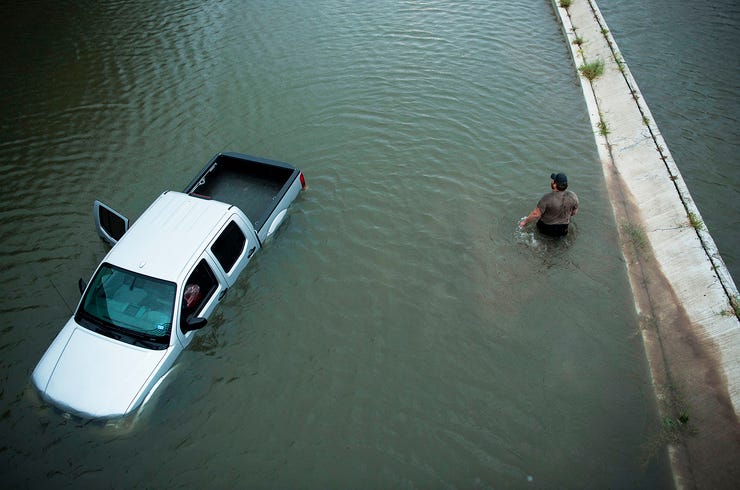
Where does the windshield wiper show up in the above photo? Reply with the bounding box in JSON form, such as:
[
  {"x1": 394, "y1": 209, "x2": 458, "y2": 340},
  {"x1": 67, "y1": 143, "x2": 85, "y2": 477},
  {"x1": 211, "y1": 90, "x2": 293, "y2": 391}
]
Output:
[
  {"x1": 95, "y1": 326, "x2": 121, "y2": 341},
  {"x1": 122, "y1": 329, "x2": 169, "y2": 350},
  {"x1": 77, "y1": 314, "x2": 164, "y2": 349},
  {"x1": 76, "y1": 310, "x2": 110, "y2": 332}
]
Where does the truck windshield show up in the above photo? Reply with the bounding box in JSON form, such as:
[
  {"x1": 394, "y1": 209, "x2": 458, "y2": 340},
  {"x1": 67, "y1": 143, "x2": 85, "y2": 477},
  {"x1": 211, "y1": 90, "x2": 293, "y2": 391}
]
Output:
[{"x1": 77, "y1": 263, "x2": 175, "y2": 348}]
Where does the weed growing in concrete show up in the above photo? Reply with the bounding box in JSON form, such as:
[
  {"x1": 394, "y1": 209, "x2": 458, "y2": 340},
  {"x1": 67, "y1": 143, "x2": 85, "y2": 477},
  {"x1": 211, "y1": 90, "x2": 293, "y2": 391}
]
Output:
[
  {"x1": 719, "y1": 295, "x2": 740, "y2": 318},
  {"x1": 559, "y1": 0, "x2": 572, "y2": 8},
  {"x1": 688, "y1": 211, "x2": 704, "y2": 231},
  {"x1": 601, "y1": 28, "x2": 610, "y2": 36},
  {"x1": 573, "y1": 36, "x2": 584, "y2": 46},
  {"x1": 597, "y1": 118, "x2": 609, "y2": 136},
  {"x1": 631, "y1": 313, "x2": 655, "y2": 340},
  {"x1": 615, "y1": 57, "x2": 626, "y2": 73},
  {"x1": 623, "y1": 221, "x2": 647, "y2": 250},
  {"x1": 641, "y1": 383, "x2": 696, "y2": 466},
  {"x1": 579, "y1": 59, "x2": 604, "y2": 80},
  {"x1": 642, "y1": 115, "x2": 651, "y2": 126},
  {"x1": 731, "y1": 296, "x2": 740, "y2": 317}
]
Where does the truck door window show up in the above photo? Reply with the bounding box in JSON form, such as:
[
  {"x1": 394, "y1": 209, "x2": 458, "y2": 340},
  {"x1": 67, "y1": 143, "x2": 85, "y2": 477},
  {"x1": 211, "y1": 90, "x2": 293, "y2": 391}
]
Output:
[
  {"x1": 181, "y1": 259, "x2": 218, "y2": 330},
  {"x1": 211, "y1": 221, "x2": 246, "y2": 273}
]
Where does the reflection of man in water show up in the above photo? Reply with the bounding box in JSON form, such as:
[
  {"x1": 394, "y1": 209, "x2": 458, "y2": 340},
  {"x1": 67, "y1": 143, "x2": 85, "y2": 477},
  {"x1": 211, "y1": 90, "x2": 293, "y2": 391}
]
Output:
[{"x1": 519, "y1": 173, "x2": 579, "y2": 237}]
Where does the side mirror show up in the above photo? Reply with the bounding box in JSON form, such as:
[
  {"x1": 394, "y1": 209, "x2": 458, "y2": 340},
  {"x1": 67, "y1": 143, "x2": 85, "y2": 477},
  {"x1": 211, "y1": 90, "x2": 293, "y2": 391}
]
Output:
[
  {"x1": 78, "y1": 278, "x2": 87, "y2": 295},
  {"x1": 183, "y1": 316, "x2": 207, "y2": 333}
]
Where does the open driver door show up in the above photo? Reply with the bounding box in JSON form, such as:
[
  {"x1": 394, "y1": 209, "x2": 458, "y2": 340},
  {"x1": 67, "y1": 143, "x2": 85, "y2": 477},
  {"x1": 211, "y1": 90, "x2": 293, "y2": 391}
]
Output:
[{"x1": 93, "y1": 200, "x2": 129, "y2": 245}]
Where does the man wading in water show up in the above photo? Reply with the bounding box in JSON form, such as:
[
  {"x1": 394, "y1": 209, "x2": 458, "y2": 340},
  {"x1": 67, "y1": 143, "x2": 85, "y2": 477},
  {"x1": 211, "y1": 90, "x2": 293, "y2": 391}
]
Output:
[{"x1": 518, "y1": 173, "x2": 579, "y2": 237}]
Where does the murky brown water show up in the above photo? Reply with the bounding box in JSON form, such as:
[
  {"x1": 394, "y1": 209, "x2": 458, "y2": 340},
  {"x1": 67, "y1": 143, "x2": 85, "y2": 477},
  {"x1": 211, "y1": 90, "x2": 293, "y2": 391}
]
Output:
[{"x1": 9, "y1": 0, "x2": 738, "y2": 487}]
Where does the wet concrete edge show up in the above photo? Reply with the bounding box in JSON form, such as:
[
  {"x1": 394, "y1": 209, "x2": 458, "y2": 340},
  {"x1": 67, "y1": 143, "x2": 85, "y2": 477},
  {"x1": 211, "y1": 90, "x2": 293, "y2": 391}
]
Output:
[{"x1": 550, "y1": 1, "x2": 740, "y2": 488}]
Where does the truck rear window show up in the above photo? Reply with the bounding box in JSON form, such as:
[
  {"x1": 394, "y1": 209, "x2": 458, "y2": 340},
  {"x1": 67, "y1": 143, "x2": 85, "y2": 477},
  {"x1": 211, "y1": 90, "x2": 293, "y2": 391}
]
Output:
[{"x1": 211, "y1": 221, "x2": 246, "y2": 273}]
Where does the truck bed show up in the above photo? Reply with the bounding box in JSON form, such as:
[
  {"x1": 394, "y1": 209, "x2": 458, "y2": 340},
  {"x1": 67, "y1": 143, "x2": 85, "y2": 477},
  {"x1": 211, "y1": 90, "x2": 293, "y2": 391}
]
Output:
[{"x1": 184, "y1": 153, "x2": 301, "y2": 233}]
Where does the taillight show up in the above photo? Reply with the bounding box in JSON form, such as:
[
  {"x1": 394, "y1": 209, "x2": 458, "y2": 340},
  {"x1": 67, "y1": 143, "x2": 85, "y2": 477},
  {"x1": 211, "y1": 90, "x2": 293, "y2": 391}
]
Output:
[{"x1": 299, "y1": 172, "x2": 306, "y2": 189}]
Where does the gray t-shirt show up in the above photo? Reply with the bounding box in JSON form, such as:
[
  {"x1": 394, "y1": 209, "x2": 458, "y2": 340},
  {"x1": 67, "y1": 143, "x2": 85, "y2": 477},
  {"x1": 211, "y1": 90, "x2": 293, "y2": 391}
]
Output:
[{"x1": 537, "y1": 190, "x2": 579, "y2": 225}]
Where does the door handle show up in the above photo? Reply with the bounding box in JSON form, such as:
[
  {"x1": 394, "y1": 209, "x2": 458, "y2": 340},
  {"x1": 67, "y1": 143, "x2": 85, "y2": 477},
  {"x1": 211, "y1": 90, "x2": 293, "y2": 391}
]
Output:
[
  {"x1": 218, "y1": 288, "x2": 228, "y2": 301},
  {"x1": 247, "y1": 246, "x2": 257, "y2": 258}
]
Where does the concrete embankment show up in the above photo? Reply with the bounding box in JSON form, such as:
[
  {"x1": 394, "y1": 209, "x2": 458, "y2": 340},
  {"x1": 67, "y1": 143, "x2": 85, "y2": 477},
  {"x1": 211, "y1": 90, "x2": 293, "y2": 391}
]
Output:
[{"x1": 550, "y1": 1, "x2": 740, "y2": 488}]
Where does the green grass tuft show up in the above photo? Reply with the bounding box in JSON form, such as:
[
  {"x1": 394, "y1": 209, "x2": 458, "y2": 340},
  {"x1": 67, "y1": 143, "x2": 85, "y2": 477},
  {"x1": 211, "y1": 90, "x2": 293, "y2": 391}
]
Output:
[
  {"x1": 688, "y1": 211, "x2": 704, "y2": 231},
  {"x1": 579, "y1": 59, "x2": 604, "y2": 80},
  {"x1": 622, "y1": 221, "x2": 647, "y2": 250}
]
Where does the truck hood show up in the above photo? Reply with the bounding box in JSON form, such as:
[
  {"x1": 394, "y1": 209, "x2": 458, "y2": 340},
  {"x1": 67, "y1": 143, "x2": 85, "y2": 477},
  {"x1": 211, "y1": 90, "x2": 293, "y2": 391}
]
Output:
[{"x1": 33, "y1": 319, "x2": 168, "y2": 419}]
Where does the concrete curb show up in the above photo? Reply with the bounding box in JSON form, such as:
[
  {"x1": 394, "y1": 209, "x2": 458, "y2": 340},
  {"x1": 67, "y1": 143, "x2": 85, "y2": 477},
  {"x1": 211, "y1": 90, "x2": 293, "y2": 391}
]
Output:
[{"x1": 550, "y1": 1, "x2": 740, "y2": 488}]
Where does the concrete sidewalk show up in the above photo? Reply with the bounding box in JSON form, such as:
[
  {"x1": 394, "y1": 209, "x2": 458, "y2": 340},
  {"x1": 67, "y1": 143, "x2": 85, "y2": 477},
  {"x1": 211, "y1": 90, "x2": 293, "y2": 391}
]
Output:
[{"x1": 551, "y1": 1, "x2": 739, "y2": 488}]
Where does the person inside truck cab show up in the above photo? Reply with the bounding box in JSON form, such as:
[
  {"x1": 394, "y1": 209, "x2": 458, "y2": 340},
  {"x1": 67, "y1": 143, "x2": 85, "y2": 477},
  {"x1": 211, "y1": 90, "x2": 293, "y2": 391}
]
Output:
[{"x1": 182, "y1": 284, "x2": 202, "y2": 313}]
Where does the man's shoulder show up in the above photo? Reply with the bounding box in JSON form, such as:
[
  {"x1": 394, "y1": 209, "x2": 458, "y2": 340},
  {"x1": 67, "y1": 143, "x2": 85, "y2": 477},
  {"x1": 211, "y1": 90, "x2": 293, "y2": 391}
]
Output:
[
  {"x1": 537, "y1": 191, "x2": 558, "y2": 210},
  {"x1": 539, "y1": 191, "x2": 555, "y2": 200},
  {"x1": 537, "y1": 192, "x2": 553, "y2": 205}
]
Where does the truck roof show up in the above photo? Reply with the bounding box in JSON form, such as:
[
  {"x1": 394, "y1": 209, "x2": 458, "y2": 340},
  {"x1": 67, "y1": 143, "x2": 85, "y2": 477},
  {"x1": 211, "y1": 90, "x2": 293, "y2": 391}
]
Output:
[{"x1": 104, "y1": 192, "x2": 234, "y2": 283}]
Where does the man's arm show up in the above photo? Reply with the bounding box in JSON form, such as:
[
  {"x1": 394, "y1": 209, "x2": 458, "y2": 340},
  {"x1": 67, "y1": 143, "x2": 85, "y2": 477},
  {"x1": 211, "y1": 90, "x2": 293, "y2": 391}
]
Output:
[
  {"x1": 518, "y1": 206, "x2": 542, "y2": 229},
  {"x1": 571, "y1": 192, "x2": 579, "y2": 216}
]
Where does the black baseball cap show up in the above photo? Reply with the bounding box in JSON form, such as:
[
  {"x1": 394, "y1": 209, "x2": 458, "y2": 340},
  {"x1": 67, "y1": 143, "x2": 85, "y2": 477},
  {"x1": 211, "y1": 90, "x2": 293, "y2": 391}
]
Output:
[{"x1": 551, "y1": 173, "x2": 568, "y2": 185}]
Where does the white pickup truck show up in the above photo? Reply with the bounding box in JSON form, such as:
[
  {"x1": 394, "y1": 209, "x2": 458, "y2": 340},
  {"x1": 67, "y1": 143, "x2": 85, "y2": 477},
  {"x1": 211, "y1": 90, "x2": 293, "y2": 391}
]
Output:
[{"x1": 32, "y1": 152, "x2": 305, "y2": 419}]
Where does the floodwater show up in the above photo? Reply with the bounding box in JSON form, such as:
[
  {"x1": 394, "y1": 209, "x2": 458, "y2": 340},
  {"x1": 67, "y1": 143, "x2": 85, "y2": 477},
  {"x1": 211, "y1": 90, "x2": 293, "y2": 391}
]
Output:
[{"x1": 4, "y1": 0, "x2": 734, "y2": 488}]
